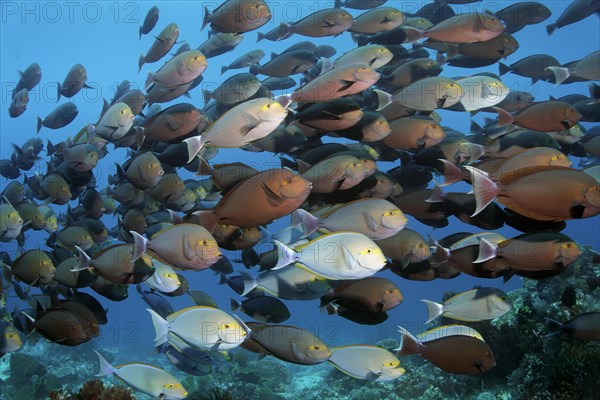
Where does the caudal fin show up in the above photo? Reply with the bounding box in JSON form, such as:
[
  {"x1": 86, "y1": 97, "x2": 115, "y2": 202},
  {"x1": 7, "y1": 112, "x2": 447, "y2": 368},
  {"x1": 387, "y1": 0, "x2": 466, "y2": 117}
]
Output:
[
  {"x1": 130, "y1": 231, "x2": 149, "y2": 261},
  {"x1": 421, "y1": 299, "x2": 444, "y2": 324},
  {"x1": 183, "y1": 136, "x2": 205, "y2": 163},
  {"x1": 71, "y1": 245, "x2": 92, "y2": 272},
  {"x1": 394, "y1": 326, "x2": 423, "y2": 356},
  {"x1": 239, "y1": 271, "x2": 259, "y2": 296},
  {"x1": 546, "y1": 23, "x2": 557, "y2": 36},
  {"x1": 94, "y1": 350, "x2": 116, "y2": 377},
  {"x1": 374, "y1": 89, "x2": 393, "y2": 111},
  {"x1": 492, "y1": 107, "x2": 514, "y2": 127},
  {"x1": 147, "y1": 308, "x2": 170, "y2": 345},
  {"x1": 546, "y1": 66, "x2": 570, "y2": 86},
  {"x1": 271, "y1": 240, "x2": 298, "y2": 270},
  {"x1": 464, "y1": 166, "x2": 499, "y2": 217},
  {"x1": 475, "y1": 237, "x2": 498, "y2": 263},
  {"x1": 293, "y1": 209, "x2": 320, "y2": 237}
]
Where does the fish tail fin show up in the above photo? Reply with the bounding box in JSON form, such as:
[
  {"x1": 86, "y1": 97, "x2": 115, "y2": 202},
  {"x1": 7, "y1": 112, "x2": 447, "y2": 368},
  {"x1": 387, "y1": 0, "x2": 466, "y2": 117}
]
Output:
[
  {"x1": 355, "y1": 35, "x2": 370, "y2": 47},
  {"x1": 334, "y1": 0, "x2": 343, "y2": 8},
  {"x1": 167, "y1": 209, "x2": 183, "y2": 224},
  {"x1": 403, "y1": 26, "x2": 424, "y2": 43},
  {"x1": 475, "y1": 237, "x2": 498, "y2": 263},
  {"x1": 294, "y1": 209, "x2": 319, "y2": 237},
  {"x1": 147, "y1": 308, "x2": 169, "y2": 345},
  {"x1": 256, "y1": 32, "x2": 266, "y2": 42},
  {"x1": 130, "y1": 230, "x2": 149, "y2": 261},
  {"x1": 439, "y1": 159, "x2": 465, "y2": 186},
  {"x1": 239, "y1": 271, "x2": 259, "y2": 296},
  {"x1": 249, "y1": 64, "x2": 260, "y2": 75},
  {"x1": 201, "y1": 5, "x2": 211, "y2": 31},
  {"x1": 464, "y1": 166, "x2": 498, "y2": 217},
  {"x1": 492, "y1": 107, "x2": 514, "y2": 127},
  {"x1": 56, "y1": 82, "x2": 61, "y2": 102},
  {"x1": 374, "y1": 89, "x2": 393, "y2": 111},
  {"x1": 144, "y1": 72, "x2": 154, "y2": 90},
  {"x1": 134, "y1": 126, "x2": 145, "y2": 151},
  {"x1": 498, "y1": 62, "x2": 510, "y2": 76},
  {"x1": 271, "y1": 239, "x2": 297, "y2": 270},
  {"x1": 421, "y1": 299, "x2": 444, "y2": 324},
  {"x1": 544, "y1": 318, "x2": 564, "y2": 337},
  {"x1": 86, "y1": 124, "x2": 97, "y2": 142},
  {"x1": 46, "y1": 139, "x2": 57, "y2": 156},
  {"x1": 36, "y1": 117, "x2": 43, "y2": 134},
  {"x1": 431, "y1": 236, "x2": 450, "y2": 265},
  {"x1": 71, "y1": 245, "x2": 92, "y2": 272},
  {"x1": 394, "y1": 326, "x2": 423, "y2": 356},
  {"x1": 94, "y1": 350, "x2": 116, "y2": 377},
  {"x1": 546, "y1": 66, "x2": 570, "y2": 86},
  {"x1": 230, "y1": 298, "x2": 241, "y2": 312},
  {"x1": 546, "y1": 23, "x2": 557, "y2": 36},
  {"x1": 138, "y1": 26, "x2": 142, "y2": 40},
  {"x1": 138, "y1": 54, "x2": 145, "y2": 73},
  {"x1": 135, "y1": 283, "x2": 144, "y2": 295},
  {"x1": 218, "y1": 273, "x2": 229, "y2": 285},
  {"x1": 220, "y1": 66, "x2": 228, "y2": 75},
  {"x1": 183, "y1": 136, "x2": 205, "y2": 163},
  {"x1": 202, "y1": 89, "x2": 213, "y2": 105}
]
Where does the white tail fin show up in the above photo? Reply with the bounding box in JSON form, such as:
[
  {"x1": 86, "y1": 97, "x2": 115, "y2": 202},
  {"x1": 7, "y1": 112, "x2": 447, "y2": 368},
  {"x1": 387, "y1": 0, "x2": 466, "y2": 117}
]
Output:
[
  {"x1": 147, "y1": 308, "x2": 170, "y2": 346},
  {"x1": 94, "y1": 350, "x2": 116, "y2": 377},
  {"x1": 421, "y1": 299, "x2": 444, "y2": 324}
]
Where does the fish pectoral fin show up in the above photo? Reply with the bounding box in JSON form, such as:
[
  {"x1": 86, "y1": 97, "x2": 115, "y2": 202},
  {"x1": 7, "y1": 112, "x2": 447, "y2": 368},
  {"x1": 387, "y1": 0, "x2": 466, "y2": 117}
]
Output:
[
  {"x1": 164, "y1": 114, "x2": 181, "y2": 131},
  {"x1": 337, "y1": 80, "x2": 355, "y2": 92},
  {"x1": 290, "y1": 342, "x2": 309, "y2": 362},
  {"x1": 569, "y1": 204, "x2": 586, "y2": 219},
  {"x1": 261, "y1": 182, "x2": 284, "y2": 207},
  {"x1": 363, "y1": 212, "x2": 380, "y2": 232},
  {"x1": 340, "y1": 244, "x2": 358, "y2": 269},
  {"x1": 182, "y1": 234, "x2": 196, "y2": 261},
  {"x1": 474, "y1": 362, "x2": 484, "y2": 373},
  {"x1": 322, "y1": 20, "x2": 335, "y2": 28},
  {"x1": 365, "y1": 370, "x2": 382, "y2": 382},
  {"x1": 156, "y1": 394, "x2": 166, "y2": 400},
  {"x1": 239, "y1": 112, "x2": 261, "y2": 136}
]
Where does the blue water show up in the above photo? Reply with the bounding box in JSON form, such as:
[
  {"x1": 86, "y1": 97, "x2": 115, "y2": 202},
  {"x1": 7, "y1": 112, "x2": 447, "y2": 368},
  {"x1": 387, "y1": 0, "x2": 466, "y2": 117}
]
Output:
[{"x1": 1, "y1": 1, "x2": 599, "y2": 398}]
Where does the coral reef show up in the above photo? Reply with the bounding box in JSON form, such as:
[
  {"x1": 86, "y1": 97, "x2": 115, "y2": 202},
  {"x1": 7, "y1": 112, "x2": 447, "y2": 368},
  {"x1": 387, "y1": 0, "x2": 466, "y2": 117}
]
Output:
[{"x1": 48, "y1": 379, "x2": 135, "y2": 400}]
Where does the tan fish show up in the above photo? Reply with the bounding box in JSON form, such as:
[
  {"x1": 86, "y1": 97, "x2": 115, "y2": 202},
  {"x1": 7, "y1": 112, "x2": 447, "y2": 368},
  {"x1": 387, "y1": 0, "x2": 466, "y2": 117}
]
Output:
[
  {"x1": 139, "y1": 23, "x2": 180, "y2": 72},
  {"x1": 145, "y1": 50, "x2": 207, "y2": 89},
  {"x1": 131, "y1": 223, "x2": 222, "y2": 271},
  {"x1": 329, "y1": 345, "x2": 405, "y2": 381},
  {"x1": 279, "y1": 8, "x2": 354, "y2": 38},
  {"x1": 422, "y1": 287, "x2": 512, "y2": 323},
  {"x1": 294, "y1": 198, "x2": 407, "y2": 239},
  {"x1": 202, "y1": 0, "x2": 271, "y2": 33}
]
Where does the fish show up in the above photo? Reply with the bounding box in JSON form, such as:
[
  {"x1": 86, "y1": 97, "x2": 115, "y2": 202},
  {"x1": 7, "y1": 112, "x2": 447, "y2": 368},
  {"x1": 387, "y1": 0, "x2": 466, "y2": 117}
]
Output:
[
  {"x1": 547, "y1": 50, "x2": 600, "y2": 85},
  {"x1": 278, "y1": 8, "x2": 355, "y2": 38},
  {"x1": 349, "y1": 7, "x2": 405, "y2": 34},
  {"x1": 272, "y1": 231, "x2": 387, "y2": 280},
  {"x1": 328, "y1": 345, "x2": 405, "y2": 381},
  {"x1": 231, "y1": 296, "x2": 291, "y2": 323},
  {"x1": 94, "y1": 350, "x2": 188, "y2": 399},
  {"x1": 131, "y1": 223, "x2": 221, "y2": 271},
  {"x1": 243, "y1": 322, "x2": 331, "y2": 364},
  {"x1": 495, "y1": 2, "x2": 551, "y2": 33},
  {"x1": 202, "y1": 0, "x2": 271, "y2": 33},
  {"x1": 546, "y1": 0, "x2": 600, "y2": 35},
  {"x1": 422, "y1": 287, "x2": 512, "y2": 323},
  {"x1": 57, "y1": 64, "x2": 92, "y2": 100},
  {"x1": 8, "y1": 88, "x2": 28, "y2": 118},
  {"x1": 546, "y1": 312, "x2": 600, "y2": 341},
  {"x1": 191, "y1": 168, "x2": 312, "y2": 229},
  {"x1": 13, "y1": 63, "x2": 42, "y2": 95},
  {"x1": 145, "y1": 260, "x2": 181, "y2": 293},
  {"x1": 137, "y1": 284, "x2": 174, "y2": 318},
  {"x1": 74, "y1": 244, "x2": 154, "y2": 284},
  {"x1": 139, "y1": 5, "x2": 159, "y2": 39},
  {"x1": 188, "y1": 290, "x2": 218, "y2": 308},
  {"x1": 293, "y1": 198, "x2": 407, "y2": 239},
  {"x1": 221, "y1": 49, "x2": 265, "y2": 75},
  {"x1": 467, "y1": 166, "x2": 600, "y2": 220},
  {"x1": 148, "y1": 306, "x2": 249, "y2": 350},
  {"x1": 203, "y1": 73, "x2": 263, "y2": 105},
  {"x1": 397, "y1": 325, "x2": 496, "y2": 375},
  {"x1": 321, "y1": 277, "x2": 403, "y2": 314},
  {"x1": 197, "y1": 32, "x2": 244, "y2": 58},
  {"x1": 139, "y1": 23, "x2": 180, "y2": 72},
  {"x1": 184, "y1": 97, "x2": 290, "y2": 162},
  {"x1": 375, "y1": 77, "x2": 465, "y2": 111},
  {"x1": 11, "y1": 250, "x2": 55, "y2": 286}
]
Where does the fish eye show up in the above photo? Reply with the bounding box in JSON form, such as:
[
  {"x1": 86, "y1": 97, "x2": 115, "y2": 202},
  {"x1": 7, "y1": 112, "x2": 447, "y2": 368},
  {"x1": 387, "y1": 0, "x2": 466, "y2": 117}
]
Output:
[
  {"x1": 388, "y1": 289, "x2": 395, "y2": 294},
  {"x1": 168, "y1": 384, "x2": 175, "y2": 388},
  {"x1": 224, "y1": 324, "x2": 230, "y2": 329},
  {"x1": 366, "y1": 249, "x2": 372, "y2": 254},
  {"x1": 314, "y1": 345, "x2": 320, "y2": 350}
]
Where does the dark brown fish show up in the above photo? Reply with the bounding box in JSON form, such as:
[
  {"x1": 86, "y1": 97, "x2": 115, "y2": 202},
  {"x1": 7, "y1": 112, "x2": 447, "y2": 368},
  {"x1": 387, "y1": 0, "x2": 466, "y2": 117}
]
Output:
[
  {"x1": 139, "y1": 5, "x2": 159, "y2": 39},
  {"x1": 320, "y1": 277, "x2": 403, "y2": 314}
]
